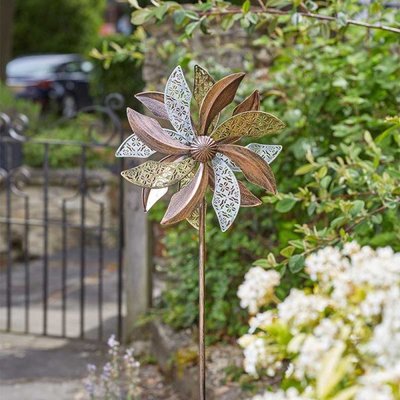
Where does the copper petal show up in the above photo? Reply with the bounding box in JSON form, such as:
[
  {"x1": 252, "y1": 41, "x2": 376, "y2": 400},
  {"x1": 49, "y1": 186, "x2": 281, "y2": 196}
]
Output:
[
  {"x1": 135, "y1": 91, "x2": 169, "y2": 120},
  {"x1": 212, "y1": 111, "x2": 285, "y2": 142},
  {"x1": 216, "y1": 143, "x2": 283, "y2": 172},
  {"x1": 233, "y1": 90, "x2": 260, "y2": 115},
  {"x1": 218, "y1": 144, "x2": 277, "y2": 193},
  {"x1": 127, "y1": 108, "x2": 190, "y2": 155},
  {"x1": 142, "y1": 187, "x2": 168, "y2": 212},
  {"x1": 179, "y1": 169, "x2": 200, "y2": 229},
  {"x1": 161, "y1": 163, "x2": 208, "y2": 225},
  {"x1": 199, "y1": 72, "x2": 245, "y2": 135},
  {"x1": 208, "y1": 165, "x2": 261, "y2": 207},
  {"x1": 121, "y1": 158, "x2": 196, "y2": 189}
]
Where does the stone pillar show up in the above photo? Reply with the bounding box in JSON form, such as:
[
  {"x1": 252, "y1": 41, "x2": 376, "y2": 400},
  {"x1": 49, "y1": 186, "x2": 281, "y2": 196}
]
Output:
[{"x1": 123, "y1": 179, "x2": 152, "y2": 341}]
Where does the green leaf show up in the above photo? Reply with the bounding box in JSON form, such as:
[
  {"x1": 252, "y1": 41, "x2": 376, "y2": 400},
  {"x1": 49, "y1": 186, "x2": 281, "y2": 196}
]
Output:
[
  {"x1": 288, "y1": 254, "x2": 305, "y2": 273},
  {"x1": 131, "y1": 9, "x2": 151, "y2": 25},
  {"x1": 295, "y1": 164, "x2": 317, "y2": 175},
  {"x1": 280, "y1": 245, "x2": 295, "y2": 258},
  {"x1": 350, "y1": 200, "x2": 365, "y2": 216},
  {"x1": 173, "y1": 10, "x2": 186, "y2": 25},
  {"x1": 242, "y1": 0, "x2": 251, "y2": 13},
  {"x1": 317, "y1": 342, "x2": 350, "y2": 398},
  {"x1": 320, "y1": 175, "x2": 332, "y2": 189},
  {"x1": 276, "y1": 198, "x2": 297, "y2": 213},
  {"x1": 331, "y1": 216, "x2": 348, "y2": 228},
  {"x1": 185, "y1": 20, "x2": 201, "y2": 36}
]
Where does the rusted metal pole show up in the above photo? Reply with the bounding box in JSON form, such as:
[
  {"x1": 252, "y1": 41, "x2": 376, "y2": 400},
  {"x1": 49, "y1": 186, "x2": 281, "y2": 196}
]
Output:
[{"x1": 198, "y1": 198, "x2": 206, "y2": 400}]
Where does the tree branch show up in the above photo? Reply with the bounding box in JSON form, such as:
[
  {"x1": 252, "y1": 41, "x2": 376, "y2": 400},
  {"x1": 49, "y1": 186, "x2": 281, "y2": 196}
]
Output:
[{"x1": 200, "y1": 6, "x2": 400, "y2": 35}]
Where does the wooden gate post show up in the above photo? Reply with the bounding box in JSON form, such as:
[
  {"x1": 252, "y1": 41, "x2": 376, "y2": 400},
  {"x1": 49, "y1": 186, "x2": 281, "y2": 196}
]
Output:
[{"x1": 123, "y1": 179, "x2": 152, "y2": 341}]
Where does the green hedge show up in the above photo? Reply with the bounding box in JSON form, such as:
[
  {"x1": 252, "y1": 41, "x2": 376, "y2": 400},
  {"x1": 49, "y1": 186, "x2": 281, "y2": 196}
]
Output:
[
  {"x1": 156, "y1": 29, "x2": 400, "y2": 341},
  {"x1": 13, "y1": 0, "x2": 105, "y2": 56}
]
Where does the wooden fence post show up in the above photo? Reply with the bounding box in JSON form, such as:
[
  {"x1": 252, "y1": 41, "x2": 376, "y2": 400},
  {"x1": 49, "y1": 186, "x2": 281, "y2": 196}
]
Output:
[{"x1": 123, "y1": 179, "x2": 152, "y2": 341}]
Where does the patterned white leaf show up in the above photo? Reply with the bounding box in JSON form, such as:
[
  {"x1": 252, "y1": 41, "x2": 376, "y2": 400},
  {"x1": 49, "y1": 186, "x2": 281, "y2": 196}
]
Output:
[
  {"x1": 212, "y1": 154, "x2": 241, "y2": 232},
  {"x1": 164, "y1": 66, "x2": 196, "y2": 143},
  {"x1": 217, "y1": 144, "x2": 283, "y2": 172},
  {"x1": 215, "y1": 153, "x2": 240, "y2": 172},
  {"x1": 146, "y1": 188, "x2": 168, "y2": 211},
  {"x1": 246, "y1": 144, "x2": 282, "y2": 164},
  {"x1": 115, "y1": 134, "x2": 155, "y2": 158},
  {"x1": 164, "y1": 129, "x2": 190, "y2": 145}
]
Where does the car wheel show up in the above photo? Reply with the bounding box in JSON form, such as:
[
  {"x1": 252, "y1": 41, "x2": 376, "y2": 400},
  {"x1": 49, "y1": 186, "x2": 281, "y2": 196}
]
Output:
[{"x1": 61, "y1": 94, "x2": 77, "y2": 118}]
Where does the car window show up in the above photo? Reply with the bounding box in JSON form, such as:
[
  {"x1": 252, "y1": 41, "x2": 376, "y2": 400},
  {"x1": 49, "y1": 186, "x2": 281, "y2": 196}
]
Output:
[
  {"x1": 7, "y1": 58, "x2": 59, "y2": 78},
  {"x1": 61, "y1": 62, "x2": 82, "y2": 73}
]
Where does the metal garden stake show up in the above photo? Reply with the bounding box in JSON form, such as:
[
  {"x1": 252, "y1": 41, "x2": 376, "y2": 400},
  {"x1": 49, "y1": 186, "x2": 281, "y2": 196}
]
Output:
[{"x1": 116, "y1": 65, "x2": 285, "y2": 399}]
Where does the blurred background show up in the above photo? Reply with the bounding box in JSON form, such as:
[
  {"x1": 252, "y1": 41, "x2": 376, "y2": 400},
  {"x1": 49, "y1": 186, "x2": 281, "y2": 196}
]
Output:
[{"x1": 0, "y1": 1, "x2": 399, "y2": 399}]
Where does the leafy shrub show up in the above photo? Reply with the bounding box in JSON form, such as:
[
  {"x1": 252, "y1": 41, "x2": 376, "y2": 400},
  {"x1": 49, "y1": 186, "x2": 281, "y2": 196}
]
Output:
[
  {"x1": 90, "y1": 32, "x2": 145, "y2": 112},
  {"x1": 0, "y1": 82, "x2": 40, "y2": 128},
  {"x1": 238, "y1": 243, "x2": 400, "y2": 399},
  {"x1": 155, "y1": 29, "x2": 400, "y2": 340},
  {"x1": 13, "y1": 0, "x2": 105, "y2": 56},
  {"x1": 23, "y1": 114, "x2": 113, "y2": 169}
]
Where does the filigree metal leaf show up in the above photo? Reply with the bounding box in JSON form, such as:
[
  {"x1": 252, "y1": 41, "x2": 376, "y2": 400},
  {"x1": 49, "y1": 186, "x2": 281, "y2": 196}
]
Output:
[
  {"x1": 164, "y1": 129, "x2": 190, "y2": 145},
  {"x1": 208, "y1": 164, "x2": 261, "y2": 208},
  {"x1": 233, "y1": 90, "x2": 260, "y2": 115},
  {"x1": 194, "y1": 65, "x2": 215, "y2": 107},
  {"x1": 161, "y1": 163, "x2": 208, "y2": 225},
  {"x1": 193, "y1": 65, "x2": 219, "y2": 133},
  {"x1": 127, "y1": 107, "x2": 190, "y2": 155},
  {"x1": 212, "y1": 154, "x2": 241, "y2": 232},
  {"x1": 246, "y1": 144, "x2": 282, "y2": 164},
  {"x1": 199, "y1": 72, "x2": 245, "y2": 135},
  {"x1": 212, "y1": 111, "x2": 285, "y2": 142},
  {"x1": 164, "y1": 66, "x2": 196, "y2": 143},
  {"x1": 121, "y1": 158, "x2": 196, "y2": 188},
  {"x1": 219, "y1": 144, "x2": 277, "y2": 193},
  {"x1": 115, "y1": 134, "x2": 155, "y2": 158},
  {"x1": 135, "y1": 91, "x2": 169, "y2": 119},
  {"x1": 186, "y1": 208, "x2": 200, "y2": 229}
]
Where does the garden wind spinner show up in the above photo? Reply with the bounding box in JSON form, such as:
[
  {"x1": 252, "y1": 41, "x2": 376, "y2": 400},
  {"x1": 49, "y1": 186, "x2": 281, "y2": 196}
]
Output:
[{"x1": 116, "y1": 65, "x2": 285, "y2": 399}]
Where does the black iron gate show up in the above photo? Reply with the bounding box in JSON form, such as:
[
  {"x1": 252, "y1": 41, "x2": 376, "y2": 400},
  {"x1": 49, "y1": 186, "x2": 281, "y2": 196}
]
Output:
[{"x1": 0, "y1": 95, "x2": 125, "y2": 341}]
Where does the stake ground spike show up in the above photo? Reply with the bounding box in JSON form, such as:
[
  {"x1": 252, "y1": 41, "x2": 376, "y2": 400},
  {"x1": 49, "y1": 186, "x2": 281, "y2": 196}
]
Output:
[{"x1": 116, "y1": 65, "x2": 285, "y2": 398}]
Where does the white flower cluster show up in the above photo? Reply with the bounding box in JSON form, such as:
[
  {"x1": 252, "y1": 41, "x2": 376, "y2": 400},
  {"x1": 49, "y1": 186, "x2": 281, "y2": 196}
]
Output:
[
  {"x1": 277, "y1": 289, "x2": 329, "y2": 331},
  {"x1": 237, "y1": 266, "x2": 281, "y2": 314},
  {"x1": 252, "y1": 388, "x2": 310, "y2": 400},
  {"x1": 238, "y1": 243, "x2": 400, "y2": 400}
]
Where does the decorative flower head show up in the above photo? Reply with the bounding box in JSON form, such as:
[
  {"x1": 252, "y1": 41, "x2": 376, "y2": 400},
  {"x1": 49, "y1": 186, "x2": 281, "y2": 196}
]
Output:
[{"x1": 116, "y1": 65, "x2": 285, "y2": 231}]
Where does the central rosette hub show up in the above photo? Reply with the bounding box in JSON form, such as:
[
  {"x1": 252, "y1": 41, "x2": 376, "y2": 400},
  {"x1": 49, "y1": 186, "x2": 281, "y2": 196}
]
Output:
[{"x1": 190, "y1": 136, "x2": 217, "y2": 163}]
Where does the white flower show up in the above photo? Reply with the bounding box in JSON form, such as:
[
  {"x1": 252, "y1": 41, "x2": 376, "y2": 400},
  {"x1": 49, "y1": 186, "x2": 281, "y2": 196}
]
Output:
[
  {"x1": 238, "y1": 267, "x2": 281, "y2": 314},
  {"x1": 251, "y1": 387, "x2": 309, "y2": 400},
  {"x1": 342, "y1": 241, "x2": 361, "y2": 256},
  {"x1": 355, "y1": 384, "x2": 394, "y2": 400},
  {"x1": 365, "y1": 287, "x2": 400, "y2": 368},
  {"x1": 293, "y1": 319, "x2": 342, "y2": 380},
  {"x1": 305, "y1": 246, "x2": 348, "y2": 282},
  {"x1": 249, "y1": 311, "x2": 276, "y2": 333},
  {"x1": 278, "y1": 289, "x2": 329, "y2": 331}
]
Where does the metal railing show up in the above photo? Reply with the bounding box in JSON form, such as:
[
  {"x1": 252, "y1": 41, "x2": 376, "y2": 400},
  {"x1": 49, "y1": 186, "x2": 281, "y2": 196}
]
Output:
[{"x1": 0, "y1": 95, "x2": 126, "y2": 341}]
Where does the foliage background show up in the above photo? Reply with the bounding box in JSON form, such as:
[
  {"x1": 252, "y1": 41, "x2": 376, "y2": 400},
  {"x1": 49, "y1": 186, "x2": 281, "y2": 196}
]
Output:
[
  {"x1": 136, "y1": 2, "x2": 400, "y2": 341},
  {"x1": 12, "y1": 0, "x2": 105, "y2": 56}
]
